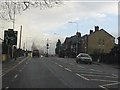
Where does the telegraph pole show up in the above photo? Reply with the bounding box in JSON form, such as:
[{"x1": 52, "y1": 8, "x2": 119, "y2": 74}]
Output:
[{"x1": 19, "y1": 25, "x2": 22, "y2": 49}]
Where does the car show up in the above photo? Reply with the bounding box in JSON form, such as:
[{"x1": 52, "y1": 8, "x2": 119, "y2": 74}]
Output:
[
  {"x1": 76, "y1": 53, "x2": 92, "y2": 64},
  {"x1": 32, "y1": 50, "x2": 40, "y2": 58}
]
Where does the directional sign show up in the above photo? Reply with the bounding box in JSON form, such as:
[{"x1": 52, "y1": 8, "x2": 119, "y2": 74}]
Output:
[{"x1": 4, "y1": 29, "x2": 18, "y2": 45}]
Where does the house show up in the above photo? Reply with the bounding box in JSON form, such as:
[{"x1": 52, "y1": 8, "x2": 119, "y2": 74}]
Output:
[
  {"x1": 63, "y1": 32, "x2": 81, "y2": 57},
  {"x1": 81, "y1": 26, "x2": 115, "y2": 55}
]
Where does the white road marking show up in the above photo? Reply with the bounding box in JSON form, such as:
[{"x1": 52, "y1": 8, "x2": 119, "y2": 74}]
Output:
[
  {"x1": 59, "y1": 65, "x2": 63, "y2": 67},
  {"x1": 81, "y1": 74, "x2": 118, "y2": 78},
  {"x1": 90, "y1": 79, "x2": 118, "y2": 83},
  {"x1": 99, "y1": 85, "x2": 108, "y2": 90},
  {"x1": 90, "y1": 69, "x2": 102, "y2": 72},
  {"x1": 112, "y1": 74, "x2": 118, "y2": 77},
  {"x1": 76, "y1": 73, "x2": 89, "y2": 81},
  {"x1": 2, "y1": 57, "x2": 29, "y2": 77},
  {"x1": 77, "y1": 65, "x2": 85, "y2": 68},
  {"x1": 19, "y1": 69, "x2": 22, "y2": 72},
  {"x1": 14, "y1": 74, "x2": 18, "y2": 78},
  {"x1": 5, "y1": 86, "x2": 9, "y2": 89},
  {"x1": 65, "y1": 68, "x2": 72, "y2": 72},
  {"x1": 55, "y1": 62, "x2": 58, "y2": 65},
  {"x1": 101, "y1": 82, "x2": 120, "y2": 87}
]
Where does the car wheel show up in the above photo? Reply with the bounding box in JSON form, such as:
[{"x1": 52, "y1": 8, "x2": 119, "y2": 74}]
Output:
[
  {"x1": 76, "y1": 60, "x2": 78, "y2": 63},
  {"x1": 90, "y1": 62, "x2": 92, "y2": 64}
]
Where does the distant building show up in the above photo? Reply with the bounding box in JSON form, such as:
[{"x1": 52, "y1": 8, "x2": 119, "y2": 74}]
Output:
[
  {"x1": 63, "y1": 32, "x2": 81, "y2": 57},
  {"x1": 81, "y1": 26, "x2": 115, "y2": 55}
]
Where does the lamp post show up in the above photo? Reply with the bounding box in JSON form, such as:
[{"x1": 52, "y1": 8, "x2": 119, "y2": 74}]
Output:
[{"x1": 68, "y1": 21, "x2": 79, "y2": 56}]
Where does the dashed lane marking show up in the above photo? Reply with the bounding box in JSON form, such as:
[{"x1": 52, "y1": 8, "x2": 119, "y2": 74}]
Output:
[
  {"x1": 55, "y1": 62, "x2": 58, "y2": 65},
  {"x1": 19, "y1": 69, "x2": 22, "y2": 72},
  {"x1": 14, "y1": 74, "x2": 18, "y2": 79},
  {"x1": 90, "y1": 79, "x2": 118, "y2": 83},
  {"x1": 90, "y1": 69, "x2": 102, "y2": 72},
  {"x1": 64, "y1": 68, "x2": 72, "y2": 72},
  {"x1": 76, "y1": 73, "x2": 89, "y2": 81},
  {"x1": 112, "y1": 74, "x2": 118, "y2": 77},
  {"x1": 59, "y1": 65, "x2": 63, "y2": 68},
  {"x1": 5, "y1": 86, "x2": 9, "y2": 89},
  {"x1": 77, "y1": 65, "x2": 85, "y2": 68}
]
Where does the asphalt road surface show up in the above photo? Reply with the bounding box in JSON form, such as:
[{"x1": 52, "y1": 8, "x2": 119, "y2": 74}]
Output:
[{"x1": 1, "y1": 56, "x2": 119, "y2": 89}]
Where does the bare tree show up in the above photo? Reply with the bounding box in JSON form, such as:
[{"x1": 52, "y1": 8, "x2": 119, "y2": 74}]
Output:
[{"x1": 0, "y1": 0, "x2": 63, "y2": 21}]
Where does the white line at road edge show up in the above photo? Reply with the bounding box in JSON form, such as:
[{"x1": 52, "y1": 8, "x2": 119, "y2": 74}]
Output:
[
  {"x1": 76, "y1": 73, "x2": 89, "y2": 81},
  {"x1": 64, "y1": 68, "x2": 72, "y2": 72},
  {"x1": 1, "y1": 57, "x2": 29, "y2": 77}
]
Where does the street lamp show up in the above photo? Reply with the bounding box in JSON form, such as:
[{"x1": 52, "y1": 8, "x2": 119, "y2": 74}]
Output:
[
  {"x1": 68, "y1": 21, "x2": 78, "y2": 32},
  {"x1": 68, "y1": 21, "x2": 79, "y2": 56}
]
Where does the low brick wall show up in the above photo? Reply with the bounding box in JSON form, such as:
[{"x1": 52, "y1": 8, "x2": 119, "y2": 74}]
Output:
[{"x1": 0, "y1": 54, "x2": 8, "y2": 62}]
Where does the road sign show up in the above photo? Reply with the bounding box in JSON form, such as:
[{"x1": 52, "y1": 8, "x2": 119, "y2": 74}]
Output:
[{"x1": 4, "y1": 29, "x2": 18, "y2": 45}]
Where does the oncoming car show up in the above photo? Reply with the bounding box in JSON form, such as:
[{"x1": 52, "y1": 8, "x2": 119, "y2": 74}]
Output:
[
  {"x1": 76, "y1": 53, "x2": 92, "y2": 64},
  {"x1": 32, "y1": 50, "x2": 40, "y2": 58}
]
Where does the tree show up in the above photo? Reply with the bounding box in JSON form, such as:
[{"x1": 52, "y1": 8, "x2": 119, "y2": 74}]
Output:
[
  {"x1": 55, "y1": 39, "x2": 61, "y2": 56},
  {"x1": 0, "y1": 0, "x2": 63, "y2": 20}
]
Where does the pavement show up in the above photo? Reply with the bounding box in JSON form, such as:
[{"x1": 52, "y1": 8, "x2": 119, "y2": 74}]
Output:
[{"x1": 1, "y1": 56, "x2": 29, "y2": 77}]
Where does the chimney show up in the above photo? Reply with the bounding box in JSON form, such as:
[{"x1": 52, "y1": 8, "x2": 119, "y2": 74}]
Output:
[
  {"x1": 90, "y1": 30, "x2": 93, "y2": 34},
  {"x1": 76, "y1": 32, "x2": 81, "y2": 37},
  {"x1": 95, "y1": 26, "x2": 99, "y2": 31}
]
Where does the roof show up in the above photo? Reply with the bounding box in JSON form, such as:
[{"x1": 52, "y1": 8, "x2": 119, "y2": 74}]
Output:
[{"x1": 88, "y1": 29, "x2": 115, "y2": 39}]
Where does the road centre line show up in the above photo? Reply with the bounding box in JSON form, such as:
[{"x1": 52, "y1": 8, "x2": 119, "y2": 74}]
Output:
[
  {"x1": 90, "y1": 79, "x2": 118, "y2": 83},
  {"x1": 76, "y1": 73, "x2": 89, "y2": 81},
  {"x1": 81, "y1": 74, "x2": 118, "y2": 78},
  {"x1": 64, "y1": 68, "x2": 72, "y2": 72}
]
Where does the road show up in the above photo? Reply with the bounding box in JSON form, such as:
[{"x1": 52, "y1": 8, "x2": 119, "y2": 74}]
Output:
[{"x1": 2, "y1": 56, "x2": 119, "y2": 89}]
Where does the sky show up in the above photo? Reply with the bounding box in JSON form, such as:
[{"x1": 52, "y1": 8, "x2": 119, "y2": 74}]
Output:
[{"x1": 0, "y1": 0, "x2": 119, "y2": 54}]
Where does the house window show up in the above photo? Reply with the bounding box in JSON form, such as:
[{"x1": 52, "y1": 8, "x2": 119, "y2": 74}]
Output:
[
  {"x1": 98, "y1": 39, "x2": 101, "y2": 45},
  {"x1": 102, "y1": 39, "x2": 104, "y2": 46}
]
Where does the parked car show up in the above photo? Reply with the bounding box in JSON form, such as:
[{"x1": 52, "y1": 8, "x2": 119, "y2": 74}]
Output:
[
  {"x1": 32, "y1": 50, "x2": 40, "y2": 58},
  {"x1": 76, "y1": 53, "x2": 92, "y2": 64}
]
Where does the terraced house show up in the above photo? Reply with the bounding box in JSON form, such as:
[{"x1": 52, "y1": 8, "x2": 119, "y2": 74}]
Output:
[{"x1": 81, "y1": 26, "x2": 115, "y2": 55}]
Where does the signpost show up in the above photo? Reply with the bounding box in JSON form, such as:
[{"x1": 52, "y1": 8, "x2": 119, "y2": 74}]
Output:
[
  {"x1": 4, "y1": 29, "x2": 17, "y2": 45},
  {"x1": 4, "y1": 29, "x2": 18, "y2": 59}
]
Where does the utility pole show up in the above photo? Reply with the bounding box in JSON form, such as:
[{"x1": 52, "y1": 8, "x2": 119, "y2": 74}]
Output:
[
  {"x1": 19, "y1": 26, "x2": 22, "y2": 49},
  {"x1": 13, "y1": 3, "x2": 16, "y2": 30}
]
